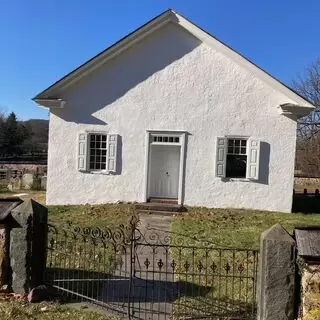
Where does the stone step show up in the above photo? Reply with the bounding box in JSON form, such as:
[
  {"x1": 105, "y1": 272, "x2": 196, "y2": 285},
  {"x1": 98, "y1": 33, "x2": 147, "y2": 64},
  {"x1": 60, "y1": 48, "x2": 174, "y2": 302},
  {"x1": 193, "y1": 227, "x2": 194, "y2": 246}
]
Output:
[
  {"x1": 148, "y1": 198, "x2": 178, "y2": 204},
  {"x1": 134, "y1": 202, "x2": 186, "y2": 213}
]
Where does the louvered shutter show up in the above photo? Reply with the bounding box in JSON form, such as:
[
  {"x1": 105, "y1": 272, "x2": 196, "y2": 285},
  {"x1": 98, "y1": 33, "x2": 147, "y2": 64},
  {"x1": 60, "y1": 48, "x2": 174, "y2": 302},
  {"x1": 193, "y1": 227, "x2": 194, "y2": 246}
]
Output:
[
  {"x1": 246, "y1": 139, "x2": 260, "y2": 180},
  {"x1": 215, "y1": 137, "x2": 227, "y2": 178},
  {"x1": 77, "y1": 133, "x2": 88, "y2": 171},
  {"x1": 107, "y1": 134, "x2": 118, "y2": 172}
]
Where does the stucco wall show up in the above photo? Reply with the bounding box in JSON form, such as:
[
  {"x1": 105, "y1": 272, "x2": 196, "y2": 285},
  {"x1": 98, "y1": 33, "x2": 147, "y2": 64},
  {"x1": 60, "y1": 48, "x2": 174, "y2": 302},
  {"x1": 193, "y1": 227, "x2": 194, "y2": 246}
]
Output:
[{"x1": 46, "y1": 23, "x2": 298, "y2": 212}]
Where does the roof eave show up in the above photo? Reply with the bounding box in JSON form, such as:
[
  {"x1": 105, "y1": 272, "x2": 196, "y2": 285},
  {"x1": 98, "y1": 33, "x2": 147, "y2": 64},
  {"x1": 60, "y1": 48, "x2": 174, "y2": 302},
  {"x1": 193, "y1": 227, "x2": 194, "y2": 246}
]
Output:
[
  {"x1": 279, "y1": 103, "x2": 315, "y2": 119},
  {"x1": 34, "y1": 98, "x2": 66, "y2": 109}
]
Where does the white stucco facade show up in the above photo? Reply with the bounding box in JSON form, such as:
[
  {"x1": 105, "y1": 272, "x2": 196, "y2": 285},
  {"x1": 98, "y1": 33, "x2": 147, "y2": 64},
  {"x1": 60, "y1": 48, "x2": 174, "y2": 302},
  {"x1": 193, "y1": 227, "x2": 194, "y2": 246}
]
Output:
[{"x1": 42, "y1": 21, "x2": 307, "y2": 212}]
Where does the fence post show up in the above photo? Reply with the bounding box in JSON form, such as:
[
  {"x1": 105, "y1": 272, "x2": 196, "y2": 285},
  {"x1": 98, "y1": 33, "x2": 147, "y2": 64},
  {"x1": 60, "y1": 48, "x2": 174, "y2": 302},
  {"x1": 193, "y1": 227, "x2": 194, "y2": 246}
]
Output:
[
  {"x1": 10, "y1": 199, "x2": 48, "y2": 293},
  {"x1": 257, "y1": 224, "x2": 296, "y2": 320}
]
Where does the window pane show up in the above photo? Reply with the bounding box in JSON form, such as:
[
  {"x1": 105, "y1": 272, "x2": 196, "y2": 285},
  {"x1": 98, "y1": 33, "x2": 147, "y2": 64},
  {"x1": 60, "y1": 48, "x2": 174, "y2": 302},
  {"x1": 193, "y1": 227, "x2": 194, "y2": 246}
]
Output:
[
  {"x1": 88, "y1": 134, "x2": 108, "y2": 171},
  {"x1": 226, "y1": 155, "x2": 247, "y2": 178}
]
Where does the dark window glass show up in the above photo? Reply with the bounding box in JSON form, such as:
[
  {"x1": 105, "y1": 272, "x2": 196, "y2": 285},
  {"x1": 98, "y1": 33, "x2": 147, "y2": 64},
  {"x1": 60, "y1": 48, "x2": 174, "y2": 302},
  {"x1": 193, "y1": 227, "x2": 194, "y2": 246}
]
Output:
[{"x1": 226, "y1": 155, "x2": 247, "y2": 178}]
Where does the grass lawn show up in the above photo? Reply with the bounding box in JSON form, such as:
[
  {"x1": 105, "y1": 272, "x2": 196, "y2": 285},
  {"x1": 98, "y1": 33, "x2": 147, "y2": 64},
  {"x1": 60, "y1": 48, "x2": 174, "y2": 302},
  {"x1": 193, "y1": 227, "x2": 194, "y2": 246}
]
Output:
[
  {"x1": 48, "y1": 203, "x2": 134, "y2": 228},
  {"x1": 0, "y1": 299, "x2": 121, "y2": 320},
  {"x1": 171, "y1": 207, "x2": 320, "y2": 250},
  {"x1": 169, "y1": 207, "x2": 320, "y2": 318}
]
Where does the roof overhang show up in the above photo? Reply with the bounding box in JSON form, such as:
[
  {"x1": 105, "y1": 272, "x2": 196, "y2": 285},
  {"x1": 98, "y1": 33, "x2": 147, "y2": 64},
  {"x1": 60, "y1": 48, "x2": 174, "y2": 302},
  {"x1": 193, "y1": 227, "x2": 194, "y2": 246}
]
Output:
[
  {"x1": 278, "y1": 103, "x2": 314, "y2": 119},
  {"x1": 34, "y1": 98, "x2": 66, "y2": 109}
]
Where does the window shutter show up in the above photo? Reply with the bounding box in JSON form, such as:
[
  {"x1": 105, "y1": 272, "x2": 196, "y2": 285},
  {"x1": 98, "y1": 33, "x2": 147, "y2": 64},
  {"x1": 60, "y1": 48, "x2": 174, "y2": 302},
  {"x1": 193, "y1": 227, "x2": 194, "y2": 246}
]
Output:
[
  {"x1": 107, "y1": 134, "x2": 118, "y2": 172},
  {"x1": 77, "y1": 133, "x2": 88, "y2": 171},
  {"x1": 246, "y1": 139, "x2": 260, "y2": 180},
  {"x1": 215, "y1": 137, "x2": 227, "y2": 178}
]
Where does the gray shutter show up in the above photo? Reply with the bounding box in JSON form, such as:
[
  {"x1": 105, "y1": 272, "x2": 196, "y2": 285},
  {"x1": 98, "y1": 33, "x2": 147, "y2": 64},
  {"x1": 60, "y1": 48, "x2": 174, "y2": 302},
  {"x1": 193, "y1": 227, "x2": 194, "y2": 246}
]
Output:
[
  {"x1": 215, "y1": 137, "x2": 227, "y2": 177},
  {"x1": 107, "y1": 134, "x2": 118, "y2": 172},
  {"x1": 246, "y1": 139, "x2": 260, "y2": 180},
  {"x1": 77, "y1": 133, "x2": 88, "y2": 171}
]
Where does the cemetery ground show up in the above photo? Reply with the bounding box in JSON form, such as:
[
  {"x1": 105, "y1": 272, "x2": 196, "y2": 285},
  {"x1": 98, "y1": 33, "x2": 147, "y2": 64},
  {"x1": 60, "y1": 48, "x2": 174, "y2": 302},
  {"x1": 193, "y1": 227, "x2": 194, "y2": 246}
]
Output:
[{"x1": 0, "y1": 190, "x2": 320, "y2": 318}]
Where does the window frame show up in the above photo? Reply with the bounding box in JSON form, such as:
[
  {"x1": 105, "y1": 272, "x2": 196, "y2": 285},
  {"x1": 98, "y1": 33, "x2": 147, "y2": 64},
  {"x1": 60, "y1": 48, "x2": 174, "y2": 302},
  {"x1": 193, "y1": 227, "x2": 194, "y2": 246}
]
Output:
[
  {"x1": 77, "y1": 131, "x2": 118, "y2": 174},
  {"x1": 88, "y1": 133, "x2": 108, "y2": 172},
  {"x1": 225, "y1": 137, "x2": 248, "y2": 179}
]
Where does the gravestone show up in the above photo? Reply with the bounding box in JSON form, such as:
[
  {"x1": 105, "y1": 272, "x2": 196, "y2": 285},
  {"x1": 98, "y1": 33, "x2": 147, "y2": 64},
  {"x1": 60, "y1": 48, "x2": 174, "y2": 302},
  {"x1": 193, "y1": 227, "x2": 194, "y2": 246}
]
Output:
[
  {"x1": 40, "y1": 176, "x2": 47, "y2": 190},
  {"x1": 257, "y1": 224, "x2": 296, "y2": 320},
  {"x1": 21, "y1": 173, "x2": 33, "y2": 189}
]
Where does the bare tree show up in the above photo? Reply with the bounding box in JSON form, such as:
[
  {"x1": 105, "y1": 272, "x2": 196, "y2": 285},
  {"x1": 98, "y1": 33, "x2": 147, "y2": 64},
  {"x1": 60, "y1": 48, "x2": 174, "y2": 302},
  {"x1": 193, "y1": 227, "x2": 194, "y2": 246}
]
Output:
[
  {"x1": 293, "y1": 57, "x2": 320, "y2": 138},
  {"x1": 293, "y1": 58, "x2": 320, "y2": 176}
]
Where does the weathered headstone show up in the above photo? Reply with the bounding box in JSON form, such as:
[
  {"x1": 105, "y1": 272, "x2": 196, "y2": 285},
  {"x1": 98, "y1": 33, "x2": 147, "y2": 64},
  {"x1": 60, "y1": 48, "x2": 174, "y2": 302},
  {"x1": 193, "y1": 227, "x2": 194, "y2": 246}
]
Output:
[
  {"x1": 21, "y1": 173, "x2": 33, "y2": 189},
  {"x1": 40, "y1": 176, "x2": 47, "y2": 190},
  {"x1": 10, "y1": 199, "x2": 48, "y2": 293},
  {"x1": 257, "y1": 224, "x2": 296, "y2": 320}
]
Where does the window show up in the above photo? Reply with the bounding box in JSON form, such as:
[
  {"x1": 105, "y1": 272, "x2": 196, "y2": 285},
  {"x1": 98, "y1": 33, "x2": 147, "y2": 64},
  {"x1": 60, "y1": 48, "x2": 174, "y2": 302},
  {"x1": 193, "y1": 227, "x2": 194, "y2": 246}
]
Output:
[
  {"x1": 89, "y1": 134, "x2": 107, "y2": 170},
  {"x1": 226, "y1": 139, "x2": 247, "y2": 178},
  {"x1": 215, "y1": 137, "x2": 260, "y2": 180},
  {"x1": 77, "y1": 133, "x2": 118, "y2": 173}
]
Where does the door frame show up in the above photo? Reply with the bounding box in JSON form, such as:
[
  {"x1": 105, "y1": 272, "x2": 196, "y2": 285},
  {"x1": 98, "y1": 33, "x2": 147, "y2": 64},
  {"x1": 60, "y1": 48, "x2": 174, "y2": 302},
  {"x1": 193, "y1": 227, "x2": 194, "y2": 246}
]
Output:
[{"x1": 143, "y1": 130, "x2": 187, "y2": 205}]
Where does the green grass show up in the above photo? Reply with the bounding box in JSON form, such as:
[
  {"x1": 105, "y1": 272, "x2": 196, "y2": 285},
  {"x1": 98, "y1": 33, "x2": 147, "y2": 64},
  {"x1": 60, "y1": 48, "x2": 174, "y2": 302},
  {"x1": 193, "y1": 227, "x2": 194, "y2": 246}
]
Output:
[
  {"x1": 46, "y1": 204, "x2": 136, "y2": 298},
  {"x1": 48, "y1": 203, "x2": 134, "y2": 228},
  {"x1": 171, "y1": 207, "x2": 320, "y2": 250},
  {"x1": 170, "y1": 207, "x2": 320, "y2": 317},
  {"x1": 0, "y1": 300, "x2": 121, "y2": 320}
]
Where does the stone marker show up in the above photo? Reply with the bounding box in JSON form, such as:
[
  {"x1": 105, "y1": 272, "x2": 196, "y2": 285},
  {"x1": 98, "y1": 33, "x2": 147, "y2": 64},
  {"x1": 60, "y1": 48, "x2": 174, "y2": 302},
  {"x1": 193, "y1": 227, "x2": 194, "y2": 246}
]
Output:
[
  {"x1": 21, "y1": 173, "x2": 33, "y2": 189},
  {"x1": 10, "y1": 199, "x2": 48, "y2": 293},
  {"x1": 257, "y1": 224, "x2": 296, "y2": 320},
  {"x1": 40, "y1": 176, "x2": 47, "y2": 190}
]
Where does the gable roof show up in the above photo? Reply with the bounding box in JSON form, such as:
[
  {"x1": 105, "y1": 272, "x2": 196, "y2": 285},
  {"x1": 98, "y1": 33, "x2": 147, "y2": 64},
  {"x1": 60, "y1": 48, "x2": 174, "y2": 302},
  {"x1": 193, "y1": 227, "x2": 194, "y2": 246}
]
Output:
[{"x1": 33, "y1": 9, "x2": 315, "y2": 109}]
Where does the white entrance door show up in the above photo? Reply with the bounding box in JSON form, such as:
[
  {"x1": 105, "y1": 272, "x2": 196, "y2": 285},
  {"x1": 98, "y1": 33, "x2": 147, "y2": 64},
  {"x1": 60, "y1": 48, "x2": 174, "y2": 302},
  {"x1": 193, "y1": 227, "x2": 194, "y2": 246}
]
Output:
[{"x1": 149, "y1": 145, "x2": 180, "y2": 199}]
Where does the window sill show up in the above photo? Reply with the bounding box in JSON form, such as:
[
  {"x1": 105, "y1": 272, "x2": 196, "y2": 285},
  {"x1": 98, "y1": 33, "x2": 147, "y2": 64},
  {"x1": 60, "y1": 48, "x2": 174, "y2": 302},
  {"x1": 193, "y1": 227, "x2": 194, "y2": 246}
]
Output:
[
  {"x1": 221, "y1": 177, "x2": 252, "y2": 182},
  {"x1": 81, "y1": 170, "x2": 114, "y2": 175}
]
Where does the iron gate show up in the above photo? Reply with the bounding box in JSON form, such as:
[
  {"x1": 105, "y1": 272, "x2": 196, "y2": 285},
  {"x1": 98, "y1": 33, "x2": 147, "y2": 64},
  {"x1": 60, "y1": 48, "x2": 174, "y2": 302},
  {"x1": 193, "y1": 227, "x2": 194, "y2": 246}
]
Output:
[{"x1": 46, "y1": 216, "x2": 258, "y2": 319}]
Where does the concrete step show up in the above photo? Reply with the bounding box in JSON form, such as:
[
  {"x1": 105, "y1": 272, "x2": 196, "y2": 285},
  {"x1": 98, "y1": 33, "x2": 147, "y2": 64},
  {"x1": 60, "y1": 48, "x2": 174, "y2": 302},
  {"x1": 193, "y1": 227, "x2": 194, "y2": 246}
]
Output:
[{"x1": 134, "y1": 202, "x2": 186, "y2": 213}]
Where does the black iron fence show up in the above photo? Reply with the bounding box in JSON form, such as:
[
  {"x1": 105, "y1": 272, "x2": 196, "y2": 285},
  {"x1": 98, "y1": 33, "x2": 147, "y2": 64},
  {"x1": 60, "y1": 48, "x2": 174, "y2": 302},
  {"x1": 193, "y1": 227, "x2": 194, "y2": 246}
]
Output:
[{"x1": 46, "y1": 216, "x2": 258, "y2": 319}]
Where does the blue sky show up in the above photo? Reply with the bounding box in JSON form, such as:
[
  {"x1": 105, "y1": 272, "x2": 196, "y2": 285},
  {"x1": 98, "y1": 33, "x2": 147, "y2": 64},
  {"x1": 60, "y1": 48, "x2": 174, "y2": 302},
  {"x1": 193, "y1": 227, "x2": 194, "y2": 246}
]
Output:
[{"x1": 0, "y1": 0, "x2": 319, "y2": 120}]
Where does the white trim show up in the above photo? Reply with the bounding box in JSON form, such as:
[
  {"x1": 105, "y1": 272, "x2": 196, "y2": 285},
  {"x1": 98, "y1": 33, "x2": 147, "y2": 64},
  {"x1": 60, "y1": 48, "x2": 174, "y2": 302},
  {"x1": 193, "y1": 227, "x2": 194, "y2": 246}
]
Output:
[
  {"x1": 143, "y1": 132, "x2": 151, "y2": 202},
  {"x1": 144, "y1": 130, "x2": 186, "y2": 205},
  {"x1": 34, "y1": 10, "x2": 314, "y2": 109}
]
